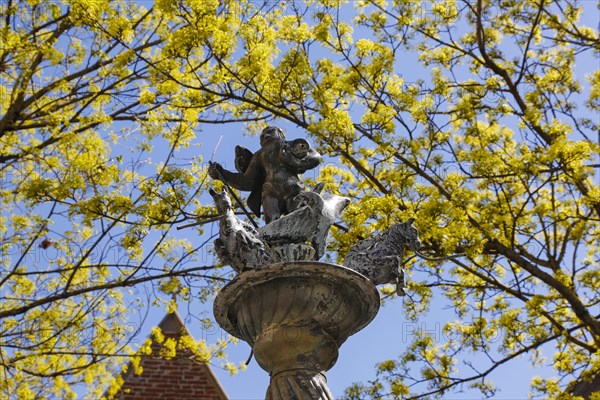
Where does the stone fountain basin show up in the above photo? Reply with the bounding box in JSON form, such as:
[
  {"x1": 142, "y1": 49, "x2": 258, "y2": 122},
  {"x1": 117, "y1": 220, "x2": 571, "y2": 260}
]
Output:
[
  {"x1": 213, "y1": 261, "x2": 380, "y2": 348},
  {"x1": 214, "y1": 261, "x2": 380, "y2": 398}
]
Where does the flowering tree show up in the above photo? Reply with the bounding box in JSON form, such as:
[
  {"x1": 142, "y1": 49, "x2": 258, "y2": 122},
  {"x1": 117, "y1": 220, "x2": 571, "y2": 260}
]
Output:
[
  {"x1": 0, "y1": 1, "x2": 245, "y2": 398},
  {"x1": 1, "y1": 0, "x2": 598, "y2": 398}
]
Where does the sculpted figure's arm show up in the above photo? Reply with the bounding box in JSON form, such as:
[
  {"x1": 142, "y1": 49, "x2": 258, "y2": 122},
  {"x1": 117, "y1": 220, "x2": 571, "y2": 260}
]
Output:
[{"x1": 208, "y1": 155, "x2": 263, "y2": 191}]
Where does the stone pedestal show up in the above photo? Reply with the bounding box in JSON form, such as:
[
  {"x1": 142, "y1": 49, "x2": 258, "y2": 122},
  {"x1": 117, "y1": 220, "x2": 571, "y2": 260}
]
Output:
[{"x1": 213, "y1": 262, "x2": 380, "y2": 399}]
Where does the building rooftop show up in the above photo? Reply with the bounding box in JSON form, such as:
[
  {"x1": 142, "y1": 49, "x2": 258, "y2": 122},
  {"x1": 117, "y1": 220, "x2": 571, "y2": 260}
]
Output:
[{"x1": 110, "y1": 311, "x2": 228, "y2": 400}]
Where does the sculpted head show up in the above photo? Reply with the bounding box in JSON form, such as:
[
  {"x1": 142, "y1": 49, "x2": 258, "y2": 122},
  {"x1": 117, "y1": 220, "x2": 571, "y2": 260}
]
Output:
[
  {"x1": 209, "y1": 188, "x2": 232, "y2": 214},
  {"x1": 292, "y1": 190, "x2": 324, "y2": 210},
  {"x1": 392, "y1": 218, "x2": 421, "y2": 251},
  {"x1": 286, "y1": 138, "x2": 310, "y2": 158},
  {"x1": 260, "y1": 126, "x2": 286, "y2": 146}
]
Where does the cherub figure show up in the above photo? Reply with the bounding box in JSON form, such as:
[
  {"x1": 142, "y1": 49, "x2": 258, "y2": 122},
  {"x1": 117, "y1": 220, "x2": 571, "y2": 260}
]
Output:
[{"x1": 208, "y1": 126, "x2": 323, "y2": 223}]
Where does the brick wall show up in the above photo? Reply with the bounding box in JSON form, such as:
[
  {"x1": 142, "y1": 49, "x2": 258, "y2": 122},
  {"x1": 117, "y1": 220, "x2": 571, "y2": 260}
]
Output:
[{"x1": 113, "y1": 313, "x2": 228, "y2": 400}]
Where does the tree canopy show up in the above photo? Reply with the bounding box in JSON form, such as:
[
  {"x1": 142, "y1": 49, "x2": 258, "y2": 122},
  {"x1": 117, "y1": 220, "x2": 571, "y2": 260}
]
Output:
[{"x1": 0, "y1": 0, "x2": 598, "y2": 399}]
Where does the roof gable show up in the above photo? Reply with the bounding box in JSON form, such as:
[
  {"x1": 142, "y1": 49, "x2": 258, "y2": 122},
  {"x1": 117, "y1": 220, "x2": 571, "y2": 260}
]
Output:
[{"x1": 108, "y1": 312, "x2": 228, "y2": 400}]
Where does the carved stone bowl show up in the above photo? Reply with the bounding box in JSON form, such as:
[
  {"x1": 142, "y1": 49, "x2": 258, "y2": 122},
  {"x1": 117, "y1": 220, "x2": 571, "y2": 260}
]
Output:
[{"x1": 213, "y1": 262, "x2": 380, "y2": 399}]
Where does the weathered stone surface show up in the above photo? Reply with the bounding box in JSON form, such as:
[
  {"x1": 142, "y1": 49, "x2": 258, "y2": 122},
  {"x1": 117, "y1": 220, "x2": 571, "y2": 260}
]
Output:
[
  {"x1": 343, "y1": 218, "x2": 421, "y2": 296},
  {"x1": 267, "y1": 369, "x2": 333, "y2": 400},
  {"x1": 213, "y1": 262, "x2": 380, "y2": 400},
  {"x1": 270, "y1": 243, "x2": 315, "y2": 263},
  {"x1": 259, "y1": 190, "x2": 350, "y2": 260},
  {"x1": 209, "y1": 189, "x2": 272, "y2": 273},
  {"x1": 210, "y1": 187, "x2": 349, "y2": 269}
]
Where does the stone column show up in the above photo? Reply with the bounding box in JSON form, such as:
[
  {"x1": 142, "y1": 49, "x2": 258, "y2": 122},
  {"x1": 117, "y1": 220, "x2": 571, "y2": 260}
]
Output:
[{"x1": 214, "y1": 261, "x2": 380, "y2": 400}]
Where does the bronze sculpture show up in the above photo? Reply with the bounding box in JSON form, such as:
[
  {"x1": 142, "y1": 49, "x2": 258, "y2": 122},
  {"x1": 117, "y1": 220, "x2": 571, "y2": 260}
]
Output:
[
  {"x1": 206, "y1": 126, "x2": 428, "y2": 281},
  {"x1": 208, "y1": 126, "x2": 323, "y2": 223}
]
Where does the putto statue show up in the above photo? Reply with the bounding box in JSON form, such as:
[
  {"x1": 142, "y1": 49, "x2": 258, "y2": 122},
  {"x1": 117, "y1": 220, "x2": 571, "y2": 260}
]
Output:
[{"x1": 208, "y1": 126, "x2": 323, "y2": 223}]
